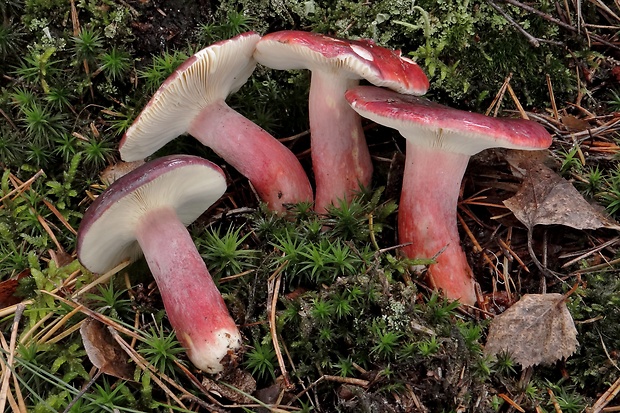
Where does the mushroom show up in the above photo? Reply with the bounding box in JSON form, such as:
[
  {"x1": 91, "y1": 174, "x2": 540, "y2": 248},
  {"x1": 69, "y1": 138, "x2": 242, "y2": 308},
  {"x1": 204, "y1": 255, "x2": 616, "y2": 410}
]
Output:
[
  {"x1": 77, "y1": 155, "x2": 242, "y2": 373},
  {"x1": 119, "y1": 32, "x2": 312, "y2": 212},
  {"x1": 254, "y1": 31, "x2": 429, "y2": 213},
  {"x1": 345, "y1": 86, "x2": 552, "y2": 305}
]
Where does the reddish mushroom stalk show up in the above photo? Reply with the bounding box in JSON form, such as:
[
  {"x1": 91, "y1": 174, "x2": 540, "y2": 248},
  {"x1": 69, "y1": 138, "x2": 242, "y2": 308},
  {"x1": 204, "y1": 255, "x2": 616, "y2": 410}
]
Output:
[
  {"x1": 399, "y1": 144, "x2": 476, "y2": 304},
  {"x1": 187, "y1": 100, "x2": 312, "y2": 210},
  {"x1": 135, "y1": 207, "x2": 241, "y2": 372},
  {"x1": 346, "y1": 86, "x2": 552, "y2": 305},
  {"x1": 308, "y1": 74, "x2": 372, "y2": 212},
  {"x1": 77, "y1": 155, "x2": 242, "y2": 373},
  {"x1": 254, "y1": 31, "x2": 429, "y2": 213},
  {"x1": 119, "y1": 32, "x2": 312, "y2": 212}
]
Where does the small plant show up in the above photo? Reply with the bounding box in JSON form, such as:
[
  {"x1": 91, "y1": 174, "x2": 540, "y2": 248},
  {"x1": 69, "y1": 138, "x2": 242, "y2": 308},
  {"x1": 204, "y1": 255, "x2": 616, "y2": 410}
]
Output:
[
  {"x1": 425, "y1": 292, "x2": 461, "y2": 324},
  {"x1": 79, "y1": 135, "x2": 116, "y2": 170},
  {"x1": 492, "y1": 351, "x2": 517, "y2": 376},
  {"x1": 558, "y1": 146, "x2": 582, "y2": 176},
  {"x1": 20, "y1": 101, "x2": 67, "y2": 145},
  {"x1": 199, "y1": 10, "x2": 256, "y2": 43},
  {"x1": 139, "y1": 324, "x2": 186, "y2": 378},
  {"x1": 46, "y1": 84, "x2": 74, "y2": 110},
  {"x1": 86, "y1": 282, "x2": 132, "y2": 320},
  {"x1": 139, "y1": 49, "x2": 189, "y2": 94},
  {"x1": 417, "y1": 336, "x2": 440, "y2": 357},
  {"x1": 457, "y1": 321, "x2": 483, "y2": 353},
  {"x1": 310, "y1": 297, "x2": 334, "y2": 324},
  {"x1": 99, "y1": 47, "x2": 132, "y2": 81},
  {"x1": 578, "y1": 165, "x2": 603, "y2": 198},
  {"x1": 370, "y1": 322, "x2": 401, "y2": 360},
  {"x1": 199, "y1": 225, "x2": 258, "y2": 277},
  {"x1": 72, "y1": 27, "x2": 103, "y2": 66},
  {"x1": 244, "y1": 339, "x2": 277, "y2": 381},
  {"x1": 606, "y1": 88, "x2": 620, "y2": 112}
]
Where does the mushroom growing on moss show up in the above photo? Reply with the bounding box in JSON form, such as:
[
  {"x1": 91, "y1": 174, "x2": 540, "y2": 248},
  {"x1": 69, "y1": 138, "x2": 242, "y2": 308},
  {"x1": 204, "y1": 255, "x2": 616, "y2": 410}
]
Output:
[
  {"x1": 120, "y1": 32, "x2": 312, "y2": 212},
  {"x1": 77, "y1": 155, "x2": 242, "y2": 373},
  {"x1": 254, "y1": 31, "x2": 429, "y2": 213},
  {"x1": 345, "y1": 86, "x2": 552, "y2": 305}
]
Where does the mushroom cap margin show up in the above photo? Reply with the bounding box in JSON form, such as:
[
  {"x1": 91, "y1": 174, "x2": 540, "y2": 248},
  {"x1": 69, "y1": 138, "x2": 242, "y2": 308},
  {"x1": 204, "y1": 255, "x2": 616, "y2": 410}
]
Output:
[
  {"x1": 345, "y1": 86, "x2": 552, "y2": 156},
  {"x1": 254, "y1": 30, "x2": 429, "y2": 96}
]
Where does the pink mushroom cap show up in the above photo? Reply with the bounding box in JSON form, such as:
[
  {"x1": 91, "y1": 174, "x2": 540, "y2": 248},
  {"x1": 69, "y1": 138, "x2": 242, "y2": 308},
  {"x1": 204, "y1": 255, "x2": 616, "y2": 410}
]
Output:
[
  {"x1": 254, "y1": 31, "x2": 428, "y2": 213},
  {"x1": 345, "y1": 86, "x2": 552, "y2": 305},
  {"x1": 77, "y1": 155, "x2": 242, "y2": 373}
]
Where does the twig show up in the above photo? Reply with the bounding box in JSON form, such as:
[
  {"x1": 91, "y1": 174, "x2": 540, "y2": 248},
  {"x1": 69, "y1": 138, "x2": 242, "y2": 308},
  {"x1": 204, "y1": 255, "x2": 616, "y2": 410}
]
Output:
[
  {"x1": 498, "y1": 393, "x2": 526, "y2": 412},
  {"x1": 267, "y1": 261, "x2": 292, "y2": 389},
  {"x1": 561, "y1": 237, "x2": 620, "y2": 268},
  {"x1": 486, "y1": 0, "x2": 540, "y2": 47},
  {"x1": 591, "y1": 375, "x2": 620, "y2": 413},
  {"x1": 571, "y1": 256, "x2": 620, "y2": 274},
  {"x1": 502, "y1": 0, "x2": 620, "y2": 51},
  {"x1": 486, "y1": 73, "x2": 512, "y2": 117},
  {"x1": 0, "y1": 170, "x2": 45, "y2": 204},
  {"x1": 0, "y1": 304, "x2": 24, "y2": 413},
  {"x1": 546, "y1": 74, "x2": 559, "y2": 122},
  {"x1": 506, "y1": 83, "x2": 529, "y2": 120}
]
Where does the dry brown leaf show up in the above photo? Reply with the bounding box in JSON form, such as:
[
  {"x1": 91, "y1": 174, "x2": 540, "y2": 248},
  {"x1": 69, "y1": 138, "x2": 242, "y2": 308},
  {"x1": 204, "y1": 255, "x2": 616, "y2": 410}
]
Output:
[
  {"x1": 560, "y1": 114, "x2": 591, "y2": 132},
  {"x1": 100, "y1": 160, "x2": 145, "y2": 185},
  {"x1": 484, "y1": 293, "x2": 578, "y2": 368},
  {"x1": 504, "y1": 155, "x2": 620, "y2": 231},
  {"x1": 80, "y1": 318, "x2": 135, "y2": 380}
]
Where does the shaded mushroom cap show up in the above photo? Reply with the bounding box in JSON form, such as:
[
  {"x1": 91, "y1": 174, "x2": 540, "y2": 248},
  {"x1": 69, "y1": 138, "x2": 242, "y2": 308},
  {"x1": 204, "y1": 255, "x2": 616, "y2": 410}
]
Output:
[
  {"x1": 345, "y1": 86, "x2": 552, "y2": 154},
  {"x1": 254, "y1": 31, "x2": 429, "y2": 95},
  {"x1": 78, "y1": 155, "x2": 226, "y2": 273},
  {"x1": 120, "y1": 32, "x2": 260, "y2": 161}
]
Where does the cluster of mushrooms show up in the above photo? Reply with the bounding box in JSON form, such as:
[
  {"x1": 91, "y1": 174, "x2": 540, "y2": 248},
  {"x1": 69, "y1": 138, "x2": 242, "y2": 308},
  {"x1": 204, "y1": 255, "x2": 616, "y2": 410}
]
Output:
[{"x1": 76, "y1": 31, "x2": 552, "y2": 374}]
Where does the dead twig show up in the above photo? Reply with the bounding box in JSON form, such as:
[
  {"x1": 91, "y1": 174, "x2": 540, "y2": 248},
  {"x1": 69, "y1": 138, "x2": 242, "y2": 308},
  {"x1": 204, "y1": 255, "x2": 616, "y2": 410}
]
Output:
[
  {"x1": 486, "y1": 0, "x2": 541, "y2": 47},
  {"x1": 502, "y1": 0, "x2": 620, "y2": 51},
  {"x1": 267, "y1": 261, "x2": 293, "y2": 389}
]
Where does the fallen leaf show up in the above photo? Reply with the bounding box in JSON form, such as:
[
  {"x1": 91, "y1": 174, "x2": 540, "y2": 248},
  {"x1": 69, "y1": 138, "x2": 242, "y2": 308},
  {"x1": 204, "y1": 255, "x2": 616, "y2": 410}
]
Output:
[
  {"x1": 484, "y1": 293, "x2": 578, "y2": 368},
  {"x1": 0, "y1": 269, "x2": 31, "y2": 309},
  {"x1": 100, "y1": 160, "x2": 145, "y2": 185},
  {"x1": 560, "y1": 114, "x2": 591, "y2": 132},
  {"x1": 80, "y1": 318, "x2": 135, "y2": 380},
  {"x1": 504, "y1": 155, "x2": 620, "y2": 231}
]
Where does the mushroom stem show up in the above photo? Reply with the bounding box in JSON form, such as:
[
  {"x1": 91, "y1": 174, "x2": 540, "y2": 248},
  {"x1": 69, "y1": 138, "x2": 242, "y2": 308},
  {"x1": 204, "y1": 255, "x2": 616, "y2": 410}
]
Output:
[
  {"x1": 309, "y1": 73, "x2": 373, "y2": 213},
  {"x1": 399, "y1": 142, "x2": 477, "y2": 305},
  {"x1": 188, "y1": 100, "x2": 313, "y2": 212},
  {"x1": 135, "y1": 207, "x2": 241, "y2": 373}
]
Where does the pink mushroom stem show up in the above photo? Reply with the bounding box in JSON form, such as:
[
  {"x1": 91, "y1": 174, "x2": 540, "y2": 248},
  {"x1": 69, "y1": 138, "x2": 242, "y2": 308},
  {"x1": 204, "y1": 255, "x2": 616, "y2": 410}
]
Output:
[
  {"x1": 309, "y1": 74, "x2": 373, "y2": 213},
  {"x1": 188, "y1": 100, "x2": 313, "y2": 212},
  {"x1": 135, "y1": 206, "x2": 241, "y2": 373},
  {"x1": 399, "y1": 142, "x2": 477, "y2": 305}
]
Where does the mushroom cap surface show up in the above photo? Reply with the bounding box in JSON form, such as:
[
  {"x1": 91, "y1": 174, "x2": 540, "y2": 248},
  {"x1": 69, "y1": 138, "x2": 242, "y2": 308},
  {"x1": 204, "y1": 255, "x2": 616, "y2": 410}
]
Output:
[
  {"x1": 254, "y1": 31, "x2": 429, "y2": 95},
  {"x1": 77, "y1": 155, "x2": 227, "y2": 274},
  {"x1": 345, "y1": 86, "x2": 552, "y2": 155},
  {"x1": 120, "y1": 32, "x2": 261, "y2": 161}
]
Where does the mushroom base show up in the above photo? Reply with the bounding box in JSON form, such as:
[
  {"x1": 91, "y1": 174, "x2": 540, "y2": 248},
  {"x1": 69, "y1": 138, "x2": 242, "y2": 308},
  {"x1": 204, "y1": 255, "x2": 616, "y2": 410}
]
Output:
[
  {"x1": 398, "y1": 143, "x2": 477, "y2": 305},
  {"x1": 135, "y1": 207, "x2": 242, "y2": 373}
]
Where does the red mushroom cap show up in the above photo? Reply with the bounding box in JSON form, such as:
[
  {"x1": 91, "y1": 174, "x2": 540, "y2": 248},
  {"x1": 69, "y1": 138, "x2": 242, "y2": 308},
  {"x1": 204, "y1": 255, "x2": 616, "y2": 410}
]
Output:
[
  {"x1": 345, "y1": 86, "x2": 552, "y2": 154},
  {"x1": 255, "y1": 31, "x2": 429, "y2": 95}
]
